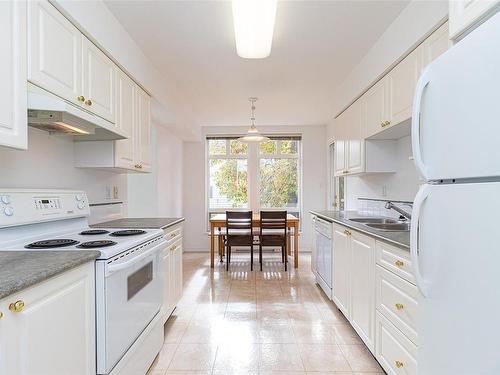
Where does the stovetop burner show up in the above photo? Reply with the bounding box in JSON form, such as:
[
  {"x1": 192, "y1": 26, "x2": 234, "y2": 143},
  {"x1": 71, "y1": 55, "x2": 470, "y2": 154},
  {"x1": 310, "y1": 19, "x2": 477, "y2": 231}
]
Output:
[
  {"x1": 77, "y1": 240, "x2": 117, "y2": 248},
  {"x1": 25, "y1": 239, "x2": 79, "y2": 249},
  {"x1": 110, "y1": 230, "x2": 147, "y2": 237},
  {"x1": 79, "y1": 229, "x2": 110, "y2": 235}
]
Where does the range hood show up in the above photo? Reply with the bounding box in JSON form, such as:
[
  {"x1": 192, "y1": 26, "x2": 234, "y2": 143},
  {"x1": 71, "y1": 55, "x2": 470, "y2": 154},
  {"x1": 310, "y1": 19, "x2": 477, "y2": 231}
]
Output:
[{"x1": 27, "y1": 84, "x2": 128, "y2": 141}]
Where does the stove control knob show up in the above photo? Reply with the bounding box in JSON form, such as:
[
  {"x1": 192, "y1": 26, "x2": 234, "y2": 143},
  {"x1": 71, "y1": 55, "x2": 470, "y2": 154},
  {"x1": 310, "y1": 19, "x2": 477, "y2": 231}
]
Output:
[
  {"x1": 4, "y1": 206, "x2": 14, "y2": 216},
  {"x1": 77, "y1": 202, "x2": 85, "y2": 210},
  {"x1": 75, "y1": 194, "x2": 83, "y2": 201},
  {"x1": 1, "y1": 195, "x2": 10, "y2": 204}
]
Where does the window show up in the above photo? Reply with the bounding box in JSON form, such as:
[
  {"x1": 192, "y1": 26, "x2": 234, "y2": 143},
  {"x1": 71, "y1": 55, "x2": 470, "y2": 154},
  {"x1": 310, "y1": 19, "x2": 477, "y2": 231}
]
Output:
[{"x1": 206, "y1": 136, "x2": 302, "y2": 226}]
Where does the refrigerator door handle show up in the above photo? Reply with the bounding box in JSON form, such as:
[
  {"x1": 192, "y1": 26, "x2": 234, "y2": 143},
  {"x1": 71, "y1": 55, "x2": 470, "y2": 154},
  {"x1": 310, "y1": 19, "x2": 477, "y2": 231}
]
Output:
[
  {"x1": 411, "y1": 67, "x2": 431, "y2": 181},
  {"x1": 410, "y1": 184, "x2": 431, "y2": 297}
]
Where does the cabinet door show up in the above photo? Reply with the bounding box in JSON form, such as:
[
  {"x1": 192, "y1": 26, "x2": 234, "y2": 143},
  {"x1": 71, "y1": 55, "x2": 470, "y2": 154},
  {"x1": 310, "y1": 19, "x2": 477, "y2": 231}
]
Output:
[
  {"x1": 3, "y1": 263, "x2": 95, "y2": 375},
  {"x1": 28, "y1": 0, "x2": 82, "y2": 105},
  {"x1": 174, "y1": 243, "x2": 183, "y2": 302},
  {"x1": 82, "y1": 36, "x2": 115, "y2": 122},
  {"x1": 364, "y1": 78, "x2": 389, "y2": 138},
  {"x1": 162, "y1": 248, "x2": 174, "y2": 316},
  {"x1": 346, "y1": 140, "x2": 364, "y2": 174},
  {"x1": 0, "y1": 0, "x2": 27, "y2": 150},
  {"x1": 350, "y1": 231, "x2": 375, "y2": 352},
  {"x1": 311, "y1": 216, "x2": 317, "y2": 274},
  {"x1": 449, "y1": 0, "x2": 499, "y2": 40},
  {"x1": 136, "y1": 88, "x2": 152, "y2": 172},
  {"x1": 115, "y1": 69, "x2": 136, "y2": 169},
  {"x1": 334, "y1": 140, "x2": 346, "y2": 176},
  {"x1": 387, "y1": 47, "x2": 422, "y2": 127},
  {"x1": 332, "y1": 224, "x2": 351, "y2": 317},
  {"x1": 422, "y1": 22, "x2": 452, "y2": 66}
]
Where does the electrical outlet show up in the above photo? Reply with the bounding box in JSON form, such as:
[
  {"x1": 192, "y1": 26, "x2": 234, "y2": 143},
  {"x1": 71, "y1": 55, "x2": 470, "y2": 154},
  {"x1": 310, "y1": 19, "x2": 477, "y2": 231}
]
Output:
[{"x1": 113, "y1": 186, "x2": 119, "y2": 199}]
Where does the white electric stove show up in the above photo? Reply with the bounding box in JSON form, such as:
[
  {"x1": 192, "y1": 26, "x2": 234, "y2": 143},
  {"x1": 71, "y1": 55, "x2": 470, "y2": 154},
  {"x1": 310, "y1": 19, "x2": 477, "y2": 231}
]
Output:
[{"x1": 0, "y1": 189, "x2": 167, "y2": 375}]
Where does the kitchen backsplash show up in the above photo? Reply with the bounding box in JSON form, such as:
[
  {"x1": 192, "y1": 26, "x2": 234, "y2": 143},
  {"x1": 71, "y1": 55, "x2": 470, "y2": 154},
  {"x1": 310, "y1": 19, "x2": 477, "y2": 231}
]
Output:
[{"x1": 357, "y1": 198, "x2": 413, "y2": 219}]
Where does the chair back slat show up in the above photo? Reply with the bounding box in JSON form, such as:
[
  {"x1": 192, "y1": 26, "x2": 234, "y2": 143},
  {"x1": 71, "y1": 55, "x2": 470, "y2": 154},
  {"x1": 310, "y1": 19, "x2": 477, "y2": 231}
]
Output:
[
  {"x1": 226, "y1": 211, "x2": 253, "y2": 236},
  {"x1": 260, "y1": 211, "x2": 287, "y2": 235}
]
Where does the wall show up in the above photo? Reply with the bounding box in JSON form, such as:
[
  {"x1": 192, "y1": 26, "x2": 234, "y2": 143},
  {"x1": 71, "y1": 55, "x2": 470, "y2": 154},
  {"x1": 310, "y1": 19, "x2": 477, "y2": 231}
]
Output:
[
  {"x1": 182, "y1": 125, "x2": 327, "y2": 252},
  {"x1": 0, "y1": 128, "x2": 127, "y2": 204},
  {"x1": 127, "y1": 123, "x2": 184, "y2": 217},
  {"x1": 345, "y1": 136, "x2": 420, "y2": 209}
]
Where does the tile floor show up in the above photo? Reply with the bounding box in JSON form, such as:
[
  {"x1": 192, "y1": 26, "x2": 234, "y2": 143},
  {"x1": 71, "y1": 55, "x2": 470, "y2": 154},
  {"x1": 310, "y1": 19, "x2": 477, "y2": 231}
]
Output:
[{"x1": 148, "y1": 252, "x2": 383, "y2": 375}]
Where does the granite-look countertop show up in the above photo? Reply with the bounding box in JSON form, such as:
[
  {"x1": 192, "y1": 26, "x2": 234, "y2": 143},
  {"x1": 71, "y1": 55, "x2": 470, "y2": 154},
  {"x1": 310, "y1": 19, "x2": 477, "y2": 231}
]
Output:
[
  {"x1": 310, "y1": 210, "x2": 410, "y2": 249},
  {"x1": 0, "y1": 251, "x2": 100, "y2": 300},
  {"x1": 92, "y1": 217, "x2": 185, "y2": 230}
]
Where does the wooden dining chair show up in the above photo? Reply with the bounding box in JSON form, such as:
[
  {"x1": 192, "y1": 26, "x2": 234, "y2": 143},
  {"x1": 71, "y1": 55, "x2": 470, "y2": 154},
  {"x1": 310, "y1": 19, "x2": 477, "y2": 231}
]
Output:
[
  {"x1": 225, "y1": 211, "x2": 254, "y2": 271},
  {"x1": 259, "y1": 211, "x2": 288, "y2": 271}
]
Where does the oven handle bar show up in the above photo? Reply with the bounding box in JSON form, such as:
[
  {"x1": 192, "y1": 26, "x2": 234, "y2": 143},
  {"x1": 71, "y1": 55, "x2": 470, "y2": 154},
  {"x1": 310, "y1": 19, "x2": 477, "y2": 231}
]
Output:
[{"x1": 106, "y1": 240, "x2": 167, "y2": 276}]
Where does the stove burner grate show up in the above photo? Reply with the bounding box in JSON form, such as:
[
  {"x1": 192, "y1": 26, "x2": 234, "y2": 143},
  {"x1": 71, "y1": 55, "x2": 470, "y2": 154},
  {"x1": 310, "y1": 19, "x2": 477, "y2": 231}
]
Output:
[
  {"x1": 25, "y1": 239, "x2": 79, "y2": 249},
  {"x1": 80, "y1": 229, "x2": 110, "y2": 235},
  {"x1": 110, "y1": 230, "x2": 146, "y2": 237},
  {"x1": 77, "y1": 240, "x2": 117, "y2": 248}
]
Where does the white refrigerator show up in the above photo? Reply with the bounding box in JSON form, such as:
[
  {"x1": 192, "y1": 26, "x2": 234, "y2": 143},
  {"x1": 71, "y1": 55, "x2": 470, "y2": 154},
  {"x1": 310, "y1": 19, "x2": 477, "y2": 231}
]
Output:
[{"x1": 411, "y1": 12, "x2": 500, "y2": 374}]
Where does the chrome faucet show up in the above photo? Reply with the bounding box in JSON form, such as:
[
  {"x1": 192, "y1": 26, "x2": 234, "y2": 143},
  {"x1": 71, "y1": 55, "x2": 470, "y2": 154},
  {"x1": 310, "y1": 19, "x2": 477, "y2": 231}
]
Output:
[{"x1": 385, "y1": 201, "x2": 412, "y2": 221}]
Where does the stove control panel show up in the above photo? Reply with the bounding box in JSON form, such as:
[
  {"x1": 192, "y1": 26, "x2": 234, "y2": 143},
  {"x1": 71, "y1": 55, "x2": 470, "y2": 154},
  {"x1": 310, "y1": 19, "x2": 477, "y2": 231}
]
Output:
[{"x1": 0, "y1": 190, "x2": 90, "y2": 227}]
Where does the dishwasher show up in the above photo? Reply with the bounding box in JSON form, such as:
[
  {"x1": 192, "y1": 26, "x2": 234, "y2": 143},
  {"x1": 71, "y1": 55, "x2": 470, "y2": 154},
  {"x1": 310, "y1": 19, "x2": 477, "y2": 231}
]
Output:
[{"x1": 314, "y1": 217, "x2": 333, "y2": 298}]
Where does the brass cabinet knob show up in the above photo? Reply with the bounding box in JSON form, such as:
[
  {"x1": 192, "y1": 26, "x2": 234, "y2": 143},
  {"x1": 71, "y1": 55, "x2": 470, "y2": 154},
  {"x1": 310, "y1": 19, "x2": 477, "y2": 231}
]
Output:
[
  {"x1": 170, "y1": 233, "x2": 176, "y2": 239},
  {"x1": 394, "y1": 260, "x2": 404, "y2": 268},
  {"x1": 134, "y1": 164, "x2": 143, "y2": 169},
  {"x1": 380, "y1": 121, "x2": 386, "y2": 128},
  {"x1": 343, "y1": 229, "x2": 352, "y2": 236},
  {"x1": 84, "y1": 99, "x2": 92, "y2": 106},
  {"x1": 77, "y1": 95, "x2": 85, "y2": 102},
  {"x1": 395, "y1": 303, "x2": 404, "y2": 310},
  {"x1": 171, "y1": 245, "x2": 177, "y2": 251},
  {"x1": 0, "y1": 311, "x2": 3, "y2": 319},
  {"x1": 381, "y1": 120, "x2": 391, "y2": 128},
  {"x1": 395, "y1": 360, "x2": 404, "y2": 368},
  {"x1": 9, "y1": 300, "x2": 24, "y2": 313}
]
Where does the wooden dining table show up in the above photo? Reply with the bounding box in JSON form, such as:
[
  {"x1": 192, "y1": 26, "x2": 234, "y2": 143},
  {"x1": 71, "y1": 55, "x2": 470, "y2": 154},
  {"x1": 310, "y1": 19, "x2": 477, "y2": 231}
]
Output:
[{"x1": 209, "y1": 213, "x2": 300, "y2": 269}]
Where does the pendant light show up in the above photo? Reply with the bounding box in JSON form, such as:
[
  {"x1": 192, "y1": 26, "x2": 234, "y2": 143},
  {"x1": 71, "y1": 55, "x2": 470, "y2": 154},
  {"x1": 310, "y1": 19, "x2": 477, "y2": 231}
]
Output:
[{"x1": 237, "y1": 97, "x2": 270, "y2": 143}]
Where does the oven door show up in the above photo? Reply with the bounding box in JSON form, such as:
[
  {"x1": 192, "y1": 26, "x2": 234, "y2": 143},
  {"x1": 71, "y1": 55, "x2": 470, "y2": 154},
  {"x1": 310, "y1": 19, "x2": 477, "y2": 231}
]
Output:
[{"x1": 97, "y1": 238, "x2": 165, "y2": 374}]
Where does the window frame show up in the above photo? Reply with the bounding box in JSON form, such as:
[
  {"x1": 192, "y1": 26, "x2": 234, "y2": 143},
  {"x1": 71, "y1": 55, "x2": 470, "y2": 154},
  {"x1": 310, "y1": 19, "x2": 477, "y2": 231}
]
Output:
[{"x1": 206, "y1": 135, "x2": 303, "y2": 230}]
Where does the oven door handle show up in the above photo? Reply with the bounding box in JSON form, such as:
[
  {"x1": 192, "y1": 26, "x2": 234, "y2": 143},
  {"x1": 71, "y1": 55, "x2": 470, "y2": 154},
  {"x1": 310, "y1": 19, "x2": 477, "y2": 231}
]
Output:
[{"x1": 106, "y1": 240, "x2": 166, "y2": 276}]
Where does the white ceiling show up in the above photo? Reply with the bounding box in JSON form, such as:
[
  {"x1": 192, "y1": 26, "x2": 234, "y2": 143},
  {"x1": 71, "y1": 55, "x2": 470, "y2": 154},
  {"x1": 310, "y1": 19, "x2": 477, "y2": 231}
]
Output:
[{"x1": 104, "y1": 0, "x2": 409, "y2": 128}]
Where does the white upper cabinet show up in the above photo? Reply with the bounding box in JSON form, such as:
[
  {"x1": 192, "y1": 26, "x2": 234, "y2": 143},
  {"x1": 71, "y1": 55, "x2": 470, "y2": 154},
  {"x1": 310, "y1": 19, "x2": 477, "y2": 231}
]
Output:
[
  {"x1": 387, "y1": 47, "x2": 422, "y2": 127},
  {"x1": 334, "y1": 140, "x2": 347, "y2": 176},
  {"x1": 449, "y1": 0, "x2": 499, "y2": 40},
  {"x1": 82, "y1": 36, "x2": 115, "y2": 122},
  {"x1": 28, "y1": 0, "x2": 82, "y2": 105},
  {"x1": 346, "y1": 139, "x2": 364, "y2": 175},
  {"x1": 0, "y1": 0, "x2": 27, "y2": 150},
  {"x1": 422, "y1": 22, "x2": 453, "y2": 66},
  {"x1": 365, "y1": 79, "x2": 389, "y2": 138},
  {"x1": 115, "y1": 69, "x2": 136, "y2": 169},
  {"x1": 136, "y1": 87, "x2": 152, "y2": 172}
]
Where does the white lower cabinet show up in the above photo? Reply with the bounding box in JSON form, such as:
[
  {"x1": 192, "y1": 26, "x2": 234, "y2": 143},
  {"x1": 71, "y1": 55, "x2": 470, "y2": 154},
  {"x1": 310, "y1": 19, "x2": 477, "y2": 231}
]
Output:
[
  {"x1": 327, "y1": 222, "x2": 418, "y2": 372},
  {"x1": 0, "y1": 0, "x2": 27, "y2": 150},
  {"x1": 376, "y1": 311, "x2": 417, "y2": 375},
  {"x1": 162, "y1": 224, "x2": 183, "y2": 321},
  {"x1": 332, "y1": 224, "x2": 351, "y2": 317},
  {"x1": 350, "y1": 231, "x2": 376, "y2": 352},
  {"x1": 331, "y1": 224, "x2": 375, "y2": 351},
  {"x1": 0, "y1": 262, "x2": 95, "y2": 375}
]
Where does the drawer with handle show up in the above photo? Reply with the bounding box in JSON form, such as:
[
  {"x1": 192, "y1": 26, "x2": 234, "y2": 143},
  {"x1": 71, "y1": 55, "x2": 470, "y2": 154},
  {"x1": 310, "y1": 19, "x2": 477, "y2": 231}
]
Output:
[
  {"x1": 376, "y1": 265, "x2": 419, "y2": 344},
  {"x1": 376, "y1": 240, "x2": 414, "y2": 284},
  {"x1": 164, "y1": 226, "x2": 182, "y2": 244},
  {"x1": 376, "y1": 311, "x2": 417, "y2": 375}
]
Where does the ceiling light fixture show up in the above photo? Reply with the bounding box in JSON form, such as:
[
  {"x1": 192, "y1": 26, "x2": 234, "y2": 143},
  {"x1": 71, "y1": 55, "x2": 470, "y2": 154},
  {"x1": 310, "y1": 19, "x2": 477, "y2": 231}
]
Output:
[
  {"x1": 232, "y1": 0, "x2": 278, "y2": 59},
  {"x1": 237, "y1": 97, "x2": 270, "y2": 143}
]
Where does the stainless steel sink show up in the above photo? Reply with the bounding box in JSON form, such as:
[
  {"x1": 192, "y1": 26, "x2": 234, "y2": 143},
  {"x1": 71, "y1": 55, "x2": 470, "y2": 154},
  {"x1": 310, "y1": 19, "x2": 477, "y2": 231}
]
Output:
[
  {"x1": 348, "y1": 217, "x2": 398, "y2": 224},
  {"x1": 365, "y1": 223, "x2": 410, "y2": 231}
]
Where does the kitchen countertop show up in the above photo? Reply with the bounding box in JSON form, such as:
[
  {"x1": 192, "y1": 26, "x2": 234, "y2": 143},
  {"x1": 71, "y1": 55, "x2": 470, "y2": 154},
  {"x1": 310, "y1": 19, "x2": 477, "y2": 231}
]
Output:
[
  {"x1": 92, "y1": 217, "x2": 185, "y2": 230},
  {"x1": 0, "y1": 251, "x2": 100, "y2": 300},
  {"x1": 310, "y1": 210, "x2": 410, "y2": 249}
]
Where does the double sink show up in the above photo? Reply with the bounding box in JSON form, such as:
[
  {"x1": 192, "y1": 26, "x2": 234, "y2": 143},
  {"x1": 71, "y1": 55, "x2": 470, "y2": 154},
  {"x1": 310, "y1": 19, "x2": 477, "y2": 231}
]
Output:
[{"x1": 347, "y1": 217, "x2": 410, "y2": 232}]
